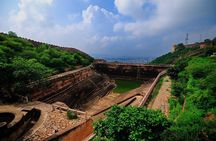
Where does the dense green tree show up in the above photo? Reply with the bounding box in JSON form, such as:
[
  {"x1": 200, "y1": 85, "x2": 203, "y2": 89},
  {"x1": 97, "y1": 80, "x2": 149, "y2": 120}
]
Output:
[
  {"x1": 0, "y1": 33, "x2": 93, "y2": 102},
  {"x1": 0, "y1": 58, "x2": 53, "y2": 101},
  {"x1": 0, "y1": 57, "x2": 52, "y2": 98},
  {"x1": 167, "y1": 58, "x2": 190, "y2": 79},
  {"x1": 204, "y1": 39, "x2": 211, "y2": 44},
  {"x1": 94, "y1": 106, "x2": 170, "y2": 141},
  {"x1": 8, "y1": 31, "x2": 17, "y2": 37}
]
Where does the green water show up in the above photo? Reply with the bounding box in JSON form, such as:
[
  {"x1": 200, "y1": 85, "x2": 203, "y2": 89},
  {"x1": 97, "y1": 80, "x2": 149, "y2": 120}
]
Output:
[{"x1": 113, "y1": 79, "x2": 142, "y2": 94}]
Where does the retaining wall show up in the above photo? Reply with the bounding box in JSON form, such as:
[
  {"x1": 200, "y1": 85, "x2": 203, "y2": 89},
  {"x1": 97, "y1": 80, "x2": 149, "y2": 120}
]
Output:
[
  {"x1": 93, "y1": 61, "x2": 170, "y2": 80},
  {"x1": 46, "y1": 118, "x2": 93, "y2": 141},
  {"x1": 29, "y1": 66, "x2": 93, "y2": 101}
]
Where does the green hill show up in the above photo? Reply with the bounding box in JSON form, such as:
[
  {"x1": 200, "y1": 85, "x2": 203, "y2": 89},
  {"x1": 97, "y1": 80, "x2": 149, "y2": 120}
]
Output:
[
  {"x1": 163, "y1": 55, "x2": 216, "y2": 140},
  {"x1": 0, "y1": 32, "x2": 94, "y2": 102},
  {"x1": 0, "y1": 32, "x2": 93, "y2": 72},
  {"x1": 151, "y1": 45, "x2": 202, "y2": 64}
]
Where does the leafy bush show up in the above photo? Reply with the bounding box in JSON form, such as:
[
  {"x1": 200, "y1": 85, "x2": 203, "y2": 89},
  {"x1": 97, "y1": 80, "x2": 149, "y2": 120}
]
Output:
[
  {"x1": 166, "y1": 56, "x2": 216, "y2": 140},
  {"x1": 167, "y1": 58, "x2": 190, "y2": 79},
  {"x1": 8, "y1": 31, "x2": 17, "y2": 37},
  {"x1": 94, "y1": 106, "x2": 171, "y2": 141},
  {"x1": 67, "y1": 110, "x2": 78, "y2": 120},
  {"x1": 0, "y1": 57, "x2": 53, "y2": 101},
  {"x1": 0, "y1": 32, "x2": 93, "y2": 102}
]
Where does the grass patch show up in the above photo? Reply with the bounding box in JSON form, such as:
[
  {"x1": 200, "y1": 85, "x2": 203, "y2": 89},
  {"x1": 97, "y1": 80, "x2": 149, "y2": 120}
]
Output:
[
  {"x1": 113, "y1": 79, "x2": 142, "y2": 94},
  {"x1": 145, "y1": 76, "x2": 164, "y2": 106}
]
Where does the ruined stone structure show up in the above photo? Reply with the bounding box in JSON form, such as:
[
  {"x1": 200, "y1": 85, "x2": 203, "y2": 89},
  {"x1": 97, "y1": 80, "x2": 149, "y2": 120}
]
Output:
[
  {"x1": 0, "y1": 102, "x2": 92, "y2": 141},
  {"x1": 29, "y1": 66, "x2": 94, "y2": 101},
  {"x1": 28, "y1": 66, "x2": 115, "y2": 110},
  {"x1": 0, "y1": 60, "x2": 170, "y2": 141},
  {"x1": 172, "y1": 41, "x2": 209, "y2": 52},
  {"x1": 0, "y1": 32, "x2": 174, "y2": 140},
  {"x1": 93, "y1": 61, "x2": 170, "y2": 80},
  {"x1": 26, "y1": 61, "x2": 170, "y2": 112}
]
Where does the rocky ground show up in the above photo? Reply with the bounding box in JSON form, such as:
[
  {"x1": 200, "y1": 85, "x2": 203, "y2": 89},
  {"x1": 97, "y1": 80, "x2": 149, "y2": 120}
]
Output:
[{"x1": 24, "y1": 103, "x2": 85, "y2": 141}]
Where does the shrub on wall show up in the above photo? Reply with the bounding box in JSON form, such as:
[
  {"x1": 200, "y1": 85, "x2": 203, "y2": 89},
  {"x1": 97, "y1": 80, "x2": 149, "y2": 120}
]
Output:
[{"x1": 67, "y1": 110, "x2": 78, "y2": 120}]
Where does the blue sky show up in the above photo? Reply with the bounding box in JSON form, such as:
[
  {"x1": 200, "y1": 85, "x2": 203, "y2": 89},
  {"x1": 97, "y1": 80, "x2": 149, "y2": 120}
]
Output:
[{"x1": 0, "y1": 0, "x2": 216, "y2": 57}]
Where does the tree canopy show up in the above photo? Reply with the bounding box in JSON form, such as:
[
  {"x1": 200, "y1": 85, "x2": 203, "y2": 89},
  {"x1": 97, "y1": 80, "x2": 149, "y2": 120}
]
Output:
[
  {"x1": 0, "y1": 32, "x2": 93, "y2": 102},
  {"x1": 93, "y1": 106, "x2": 170, "y2": 141}
]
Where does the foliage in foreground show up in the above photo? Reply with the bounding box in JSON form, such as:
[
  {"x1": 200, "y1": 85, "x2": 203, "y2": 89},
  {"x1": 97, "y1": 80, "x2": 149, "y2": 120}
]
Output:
[{"x1": 93, "y1": 106, "x2": 170, "y2": 141}]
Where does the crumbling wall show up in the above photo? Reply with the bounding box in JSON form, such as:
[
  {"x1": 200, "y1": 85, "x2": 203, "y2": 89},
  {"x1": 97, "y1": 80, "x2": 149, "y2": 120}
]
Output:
[{"x1": 93, "y1": 61, "x2": 170, "y2": 80}]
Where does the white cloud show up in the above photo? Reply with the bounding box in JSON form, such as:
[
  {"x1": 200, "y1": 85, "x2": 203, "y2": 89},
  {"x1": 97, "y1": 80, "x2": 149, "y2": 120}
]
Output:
[
  {"x1": 7, "y1": 2, "x2": 120, "y2": 53},
  {"x1": 114, "y1": 0, "x2": 146, "y2": 20},
  {"x1": 2, "y1": 0, "x2": 215, "y2": 57},
  {"x1": 9, "y1": 0, "x2": 53, "y2": 31},
  {"x1": 114, "y1": 0, "x2": 216, "y2": 36}
]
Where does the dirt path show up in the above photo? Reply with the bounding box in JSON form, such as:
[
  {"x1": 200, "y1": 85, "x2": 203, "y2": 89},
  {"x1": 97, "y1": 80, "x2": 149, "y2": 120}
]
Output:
[{"x1": 148, "y1": 76, "x2": 171, "y2": 116}]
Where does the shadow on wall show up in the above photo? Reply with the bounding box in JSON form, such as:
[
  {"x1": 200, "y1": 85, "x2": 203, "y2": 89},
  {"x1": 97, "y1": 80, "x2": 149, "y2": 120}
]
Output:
[{"x1": 0, "y1": 108, "x2": 41, "y2": 141}]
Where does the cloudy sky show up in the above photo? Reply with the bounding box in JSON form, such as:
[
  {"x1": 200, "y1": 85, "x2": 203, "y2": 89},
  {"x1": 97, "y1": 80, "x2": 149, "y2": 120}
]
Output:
[{"x1": 0, "y1": 0, "x2": 216, "y2": 57}]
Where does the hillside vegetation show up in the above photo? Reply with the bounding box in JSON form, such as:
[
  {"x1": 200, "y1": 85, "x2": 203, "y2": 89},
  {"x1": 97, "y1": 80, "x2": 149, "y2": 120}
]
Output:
[
  {"x1": 93, "y1": 44, "x2": 216, "y2": 140},
  {"x1": 0, "y1": 32, "x2": 93, "y2": 102},
  {"x1": 150, "y1": 41, "x2": 216, "y2": 64},
  {"x1": 164, "y1": 56, "x2": 216, "y2": 140}
]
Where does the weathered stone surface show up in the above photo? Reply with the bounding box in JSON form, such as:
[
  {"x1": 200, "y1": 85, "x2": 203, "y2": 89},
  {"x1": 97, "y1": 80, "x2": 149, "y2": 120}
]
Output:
[{"x1": 93, "y1": 61, "x2": 170, "y2": 80}]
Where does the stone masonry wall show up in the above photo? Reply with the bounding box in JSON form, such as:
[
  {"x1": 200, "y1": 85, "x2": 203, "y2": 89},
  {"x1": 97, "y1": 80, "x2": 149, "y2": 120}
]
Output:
[
  {"x1": 29, "y1": 66, "x2": 93, "y2": 101},
  {"x1": 93, "y1": 61, "x2": 170, "y2": 80}
]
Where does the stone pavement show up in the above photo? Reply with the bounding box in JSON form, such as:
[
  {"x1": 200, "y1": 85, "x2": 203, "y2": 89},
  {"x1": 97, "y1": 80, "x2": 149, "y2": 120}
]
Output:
[{"x1": 148, "y1": 76, "x2": 171, "y2": 116}]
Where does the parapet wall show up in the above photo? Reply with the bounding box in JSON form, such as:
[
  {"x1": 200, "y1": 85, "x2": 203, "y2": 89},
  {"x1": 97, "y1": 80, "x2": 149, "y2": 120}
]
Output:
[
  {"x1": 29, "y1": 66, "x2": 94, "y2": 101},
  {"x1": 93, "y1": 61, "x2": 170, "y2": 80},
  {"x1": 139, "y1": 70, "x2": 167, "y2": 106}
]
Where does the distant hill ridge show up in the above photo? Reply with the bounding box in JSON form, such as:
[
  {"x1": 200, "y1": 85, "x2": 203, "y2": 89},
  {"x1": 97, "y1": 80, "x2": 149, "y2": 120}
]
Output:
[{"x1": 0, "y1": 32, "x2": 93, "y2": 59}]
